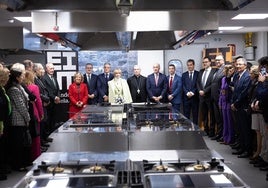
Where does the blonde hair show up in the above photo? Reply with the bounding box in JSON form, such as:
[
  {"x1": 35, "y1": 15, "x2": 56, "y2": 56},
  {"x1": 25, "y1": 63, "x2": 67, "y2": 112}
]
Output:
[
  {"x1": 23, "y1": 70, "x2": 35, "y2": 86},
  {"x1": 250, "y1": 65, "x2": 259, "y2": 77},
  {"x1": 73, "y1": 72, "x2": 84, "y2": 82},
  {"x1": 113, "y1": 68, "x2": 122, "y2": 75},
  {"x1": 0, "y1": 67, "x2": 10, "y2": 86}
]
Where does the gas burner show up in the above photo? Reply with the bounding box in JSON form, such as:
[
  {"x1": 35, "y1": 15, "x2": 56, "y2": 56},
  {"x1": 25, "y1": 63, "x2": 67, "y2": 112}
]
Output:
[
  {"x1": 82, "y1": 163, "x2": 115, "y2": 174},
  {"x1": 141, "y1": 159, "x2": 218, "y2": 173},
  {"x1": 36, "y1": 160, "x2": 116, "y2": 175}
]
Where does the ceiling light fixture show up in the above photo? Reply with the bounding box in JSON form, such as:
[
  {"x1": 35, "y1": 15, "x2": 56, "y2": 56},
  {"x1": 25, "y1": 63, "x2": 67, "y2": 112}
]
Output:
[
  {"x1": 132, "y1": 31, "x2": 137, "y2": 40},
  {"x1": 232, "y1": 14, "x2": 268, "y2": 20},
  {"x1": 218, "y1": 26, "x2": 243, "y2": 30},
  {"x1": 14, "y1": 16, "x2": 32, "y2": 22},
  {"x1": 116, "y1": 0, "x2": 133, "y2": 17}
]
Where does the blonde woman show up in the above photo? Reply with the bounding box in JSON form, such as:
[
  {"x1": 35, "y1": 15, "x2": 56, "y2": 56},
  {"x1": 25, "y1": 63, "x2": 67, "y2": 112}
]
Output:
[
  {"x1": 23, "y1": 70, "x2": 44, "y2": 161},
  {"x1": 68, "y1": 72, "x2": 88, "y2": 118},
  {"x1": 108, "y1": 69, "x2": 132, "y2": 104}
]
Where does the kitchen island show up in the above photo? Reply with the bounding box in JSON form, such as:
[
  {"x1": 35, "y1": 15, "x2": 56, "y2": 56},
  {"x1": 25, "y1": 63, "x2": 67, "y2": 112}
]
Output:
[{"x1": 14, "y1": 104, "x2": 249, "y2": 187}]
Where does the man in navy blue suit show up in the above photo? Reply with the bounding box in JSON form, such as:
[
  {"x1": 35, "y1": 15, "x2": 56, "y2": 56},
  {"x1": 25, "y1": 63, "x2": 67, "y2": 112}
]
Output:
[
  {"x1": 182, "y1": 59, "x2": 199, "y2": 124},
  {"x1": 231, "y1": 57, "x2": 252, "y2": 158},
  {"x1": 83, "y1": 63, "x2": 98, "y2": 104},
  {"x1": 97, "y1": 63, "x2": 114, "y2": 103},
  {"x1": 167, "y1": 64, "x2": 182, "y2": 113},
  {"x1": 146, "y1": 63, "x2": 167, "y2": 103}
]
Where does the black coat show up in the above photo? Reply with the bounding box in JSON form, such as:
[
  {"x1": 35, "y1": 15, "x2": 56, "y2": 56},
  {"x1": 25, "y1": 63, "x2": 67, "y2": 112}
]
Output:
[{"x1": 127, "y1": 75, "x2": 147, "y2": 103}]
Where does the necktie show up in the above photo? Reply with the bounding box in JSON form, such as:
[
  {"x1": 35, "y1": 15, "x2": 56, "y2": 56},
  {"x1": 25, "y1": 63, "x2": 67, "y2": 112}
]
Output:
[
  {"x1": 202, "y1": 70, "x2": 208, "y2": 88},
  {"x1": 105, "y1": 73, "x2": 109, "y2": 81},
  {"x1": 51, "y1": 76, "x2": 56, "y2": 87},
  {"x1": 155, "y1": 74, "x2": 159, "y2": 86},
  {"x1": 169, "y1": 76, "x2": 173, "y2": 93},
  {"x1": 87, "y1": 74, "x2": 91, "y2": 85},
  {"x1": 189, "y1": 72, "x2": 193, "y2": 81}
]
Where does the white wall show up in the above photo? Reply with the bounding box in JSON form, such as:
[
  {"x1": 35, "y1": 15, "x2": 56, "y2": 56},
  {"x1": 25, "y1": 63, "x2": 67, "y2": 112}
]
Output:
[
  {"x1": 164, "y1": 34, "x2": 245, "y2": 73},
  {"x1": 253, "y1": 32, "x2": 268, "y2": 61},
  {"x1": 137, "y1": 50, "x2": 164, "y2": 76}
]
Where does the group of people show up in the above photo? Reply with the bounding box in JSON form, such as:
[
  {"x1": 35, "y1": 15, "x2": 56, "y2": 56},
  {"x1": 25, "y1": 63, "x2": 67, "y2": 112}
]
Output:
[
  {"x1": 77, "y1": 56, "x2": 268, "y2": 180},
  {"x1": 0, "y1": 61, "x2": 59, "y2": 180},
  {"x1": 194, "y1": 55, "x2": 268, "y2": 180},
  {"x1": 1, "y1": 55, "x2": 268, "y2": 181},
  {"x1": 69, "y1": 62, "x2": 183, "y2": 117}
]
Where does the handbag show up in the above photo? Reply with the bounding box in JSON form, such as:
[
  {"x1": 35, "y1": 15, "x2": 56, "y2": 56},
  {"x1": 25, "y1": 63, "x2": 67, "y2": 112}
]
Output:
[
  {"x1": 22, "y1": 128, "x2": 32, "y2": 147},
  {"x1": 29, "y1": 116, "x2": 40, "y2": 137}
]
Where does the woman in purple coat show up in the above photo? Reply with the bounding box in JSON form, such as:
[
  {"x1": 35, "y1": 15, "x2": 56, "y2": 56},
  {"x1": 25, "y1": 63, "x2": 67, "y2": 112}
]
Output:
[{"x1": 219, "y1": 65, "x2": 235, "y2": 144}]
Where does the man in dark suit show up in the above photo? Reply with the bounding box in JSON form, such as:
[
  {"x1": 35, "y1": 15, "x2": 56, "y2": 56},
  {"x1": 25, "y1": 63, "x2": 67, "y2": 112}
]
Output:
[
  {"x1": 97, "y1": 62, "x2": 114, "y2": 103},
  {"x1": 127, "y1": 65, "x2": 147, "y2": 102},
  {"x1": 182, "y1": 59, "x2": 199, "y2": 125},
  {"x1": 42, "y1": 62, "x2": 60, "y2": 133},
  {"x1": 146, "y1": 63, "x2": 167, "y2": 103},
  {"x1": 231, "y1": 57, "x2": 252, "y2": 158},
  {"x1": 197, "y1": 57, "x2": 217, "y2": 136},
  {"x1": 167, "y1": 64, "x2": 182, "y2": 113},
  {"x1": 210, "y1": 55, "x2": 225, "y2": 140},
  {"x1": 83, "y1": 63, "x2": 98, "y2": 104}
]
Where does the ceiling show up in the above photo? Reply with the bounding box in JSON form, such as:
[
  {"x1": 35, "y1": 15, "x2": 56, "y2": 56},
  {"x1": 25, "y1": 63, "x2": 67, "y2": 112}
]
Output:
[{"x1": 0, "y1": 0, "x2": 267, "y2": 51}]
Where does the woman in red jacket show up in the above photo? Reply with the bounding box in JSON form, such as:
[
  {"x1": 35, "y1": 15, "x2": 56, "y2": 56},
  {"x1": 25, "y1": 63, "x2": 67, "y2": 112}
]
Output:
[{"x1": 68, "y1": 72, "x2": 88, "y2": 118}]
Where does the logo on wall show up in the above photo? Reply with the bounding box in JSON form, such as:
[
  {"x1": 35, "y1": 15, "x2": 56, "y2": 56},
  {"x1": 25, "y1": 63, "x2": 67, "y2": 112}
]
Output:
[
  {"x1": 46, "y1": 51, "x2": 78, "y2": 105},
  {"x1": 203, "y1": 46, "x2": 234, "y2": 66}
]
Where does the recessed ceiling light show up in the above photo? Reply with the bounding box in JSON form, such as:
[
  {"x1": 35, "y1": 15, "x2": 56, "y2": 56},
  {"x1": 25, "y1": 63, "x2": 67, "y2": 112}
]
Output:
[
  {"x1": 232, "y1": 14, "x2": 268, "y2": 20},
  {"x1": 14, "y1": 16, "x2": 32, "y2": 22},
  {"x1": 218, "y1": 26, "x2": 243, "y2": 30}
]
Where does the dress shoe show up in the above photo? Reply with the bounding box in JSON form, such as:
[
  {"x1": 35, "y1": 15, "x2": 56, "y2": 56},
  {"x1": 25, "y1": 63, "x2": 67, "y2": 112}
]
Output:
[
  {"x1": 254, "y1": 161, "x2": 268, "y2": 168},
  {"x1": 208, "y1": 134, "x2": 215, "y2": 138},
  {"x1": 220, "y1": 141, "x2": 229, "y2": 145},
  {"x1": 41, "y1": 143, "x2": 50, "y2": 147},
  {"x1": 46, "y1": 137, "x2": 53, "y2": 142},
  {"x1": 211, "y1": 135, "x2": 221, "y2": 140},
  {"x1": 217, "y1": 137, "x2": 224, "y2": 142},
  {"x1": 260, "y1": 166, "x2": 268, "y2": 171},
  {"x1": 232, "y1": 150, "x2": 244, "y2": 155},
  {"x1": 231, "y1": 144, "x2": 241, "y2": 150},
  {"x1": 41, "y1": 146, "x2": 48, "y2": 152},
  {"x1": 238, "y1": 152, "x2": 250, "y2": 158},
  {"x1": 249, "y1": 156, "x2": 263, "y2": 164},
  {"x1": 16, "y1": 167, "x2": 28, "y2": 172},
  {"x1": 230, "y1": 142, "x2": 239, "y2": 147}
]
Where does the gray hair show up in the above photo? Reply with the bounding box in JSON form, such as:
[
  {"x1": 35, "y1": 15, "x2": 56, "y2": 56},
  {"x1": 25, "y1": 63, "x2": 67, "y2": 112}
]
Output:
[
  {"x1": 33, "y1": 63, "x2": 44, "y2": 72},
  {"x1": 11, "y1": 63, "x2": 25, "y2": 73}
]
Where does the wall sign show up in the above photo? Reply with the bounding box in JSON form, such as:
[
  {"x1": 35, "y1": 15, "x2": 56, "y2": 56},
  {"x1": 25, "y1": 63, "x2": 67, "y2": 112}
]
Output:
[
  {"x1": 46, "y1": 51, "x2": 78, "y2": 122},
  {"x1": 203, "y1": 46, "x2": 234, "y2": 66}
]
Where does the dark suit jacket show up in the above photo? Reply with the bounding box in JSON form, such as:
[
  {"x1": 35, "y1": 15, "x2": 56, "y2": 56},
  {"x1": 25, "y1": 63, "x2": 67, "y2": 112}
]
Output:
[
  {"x1": 197, "y1": 67, "x2": 218, "y2": 101},
  {"x1": 231, "y1": 71, "x2": 251, "y2": 109},
  {"x1": 42, "y1": 73, "x2": 60, "y2": 104},
  {"x1": 34, "y1": 76, "x2": 50, "y2": 103},
  {"x1": 167, "y1": 74, "x2": 182, "y2": 105},
  {"x1": 97, "y1": 73, "x2": 114, "y2": 103},
  {"x1": 146, "y1": 72, "x2": 167, "y2": 102},
  {"x1": 211, "y1": 65, "x2": 225, "y2": 101},
  {"x1": 182, "y1": 70, "x2": 199, "y2": 101},
  {"x1": 83, "y1": 73, "x2": 98, "y2": 104},
  {"x1": 127, "y1": 75, "x2": 147, "y2": 102}
]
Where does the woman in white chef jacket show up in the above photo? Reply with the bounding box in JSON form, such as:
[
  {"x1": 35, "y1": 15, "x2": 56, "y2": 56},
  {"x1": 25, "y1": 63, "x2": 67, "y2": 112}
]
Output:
[{"x1": 108, "y1": 69, "x2": 132, "y2": 104}]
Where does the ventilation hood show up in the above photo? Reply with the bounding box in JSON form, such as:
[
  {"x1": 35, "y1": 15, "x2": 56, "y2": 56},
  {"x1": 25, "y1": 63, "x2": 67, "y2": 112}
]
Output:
[{"x1": 2, "y1": 0, "x2": 254, "y2": 51}]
